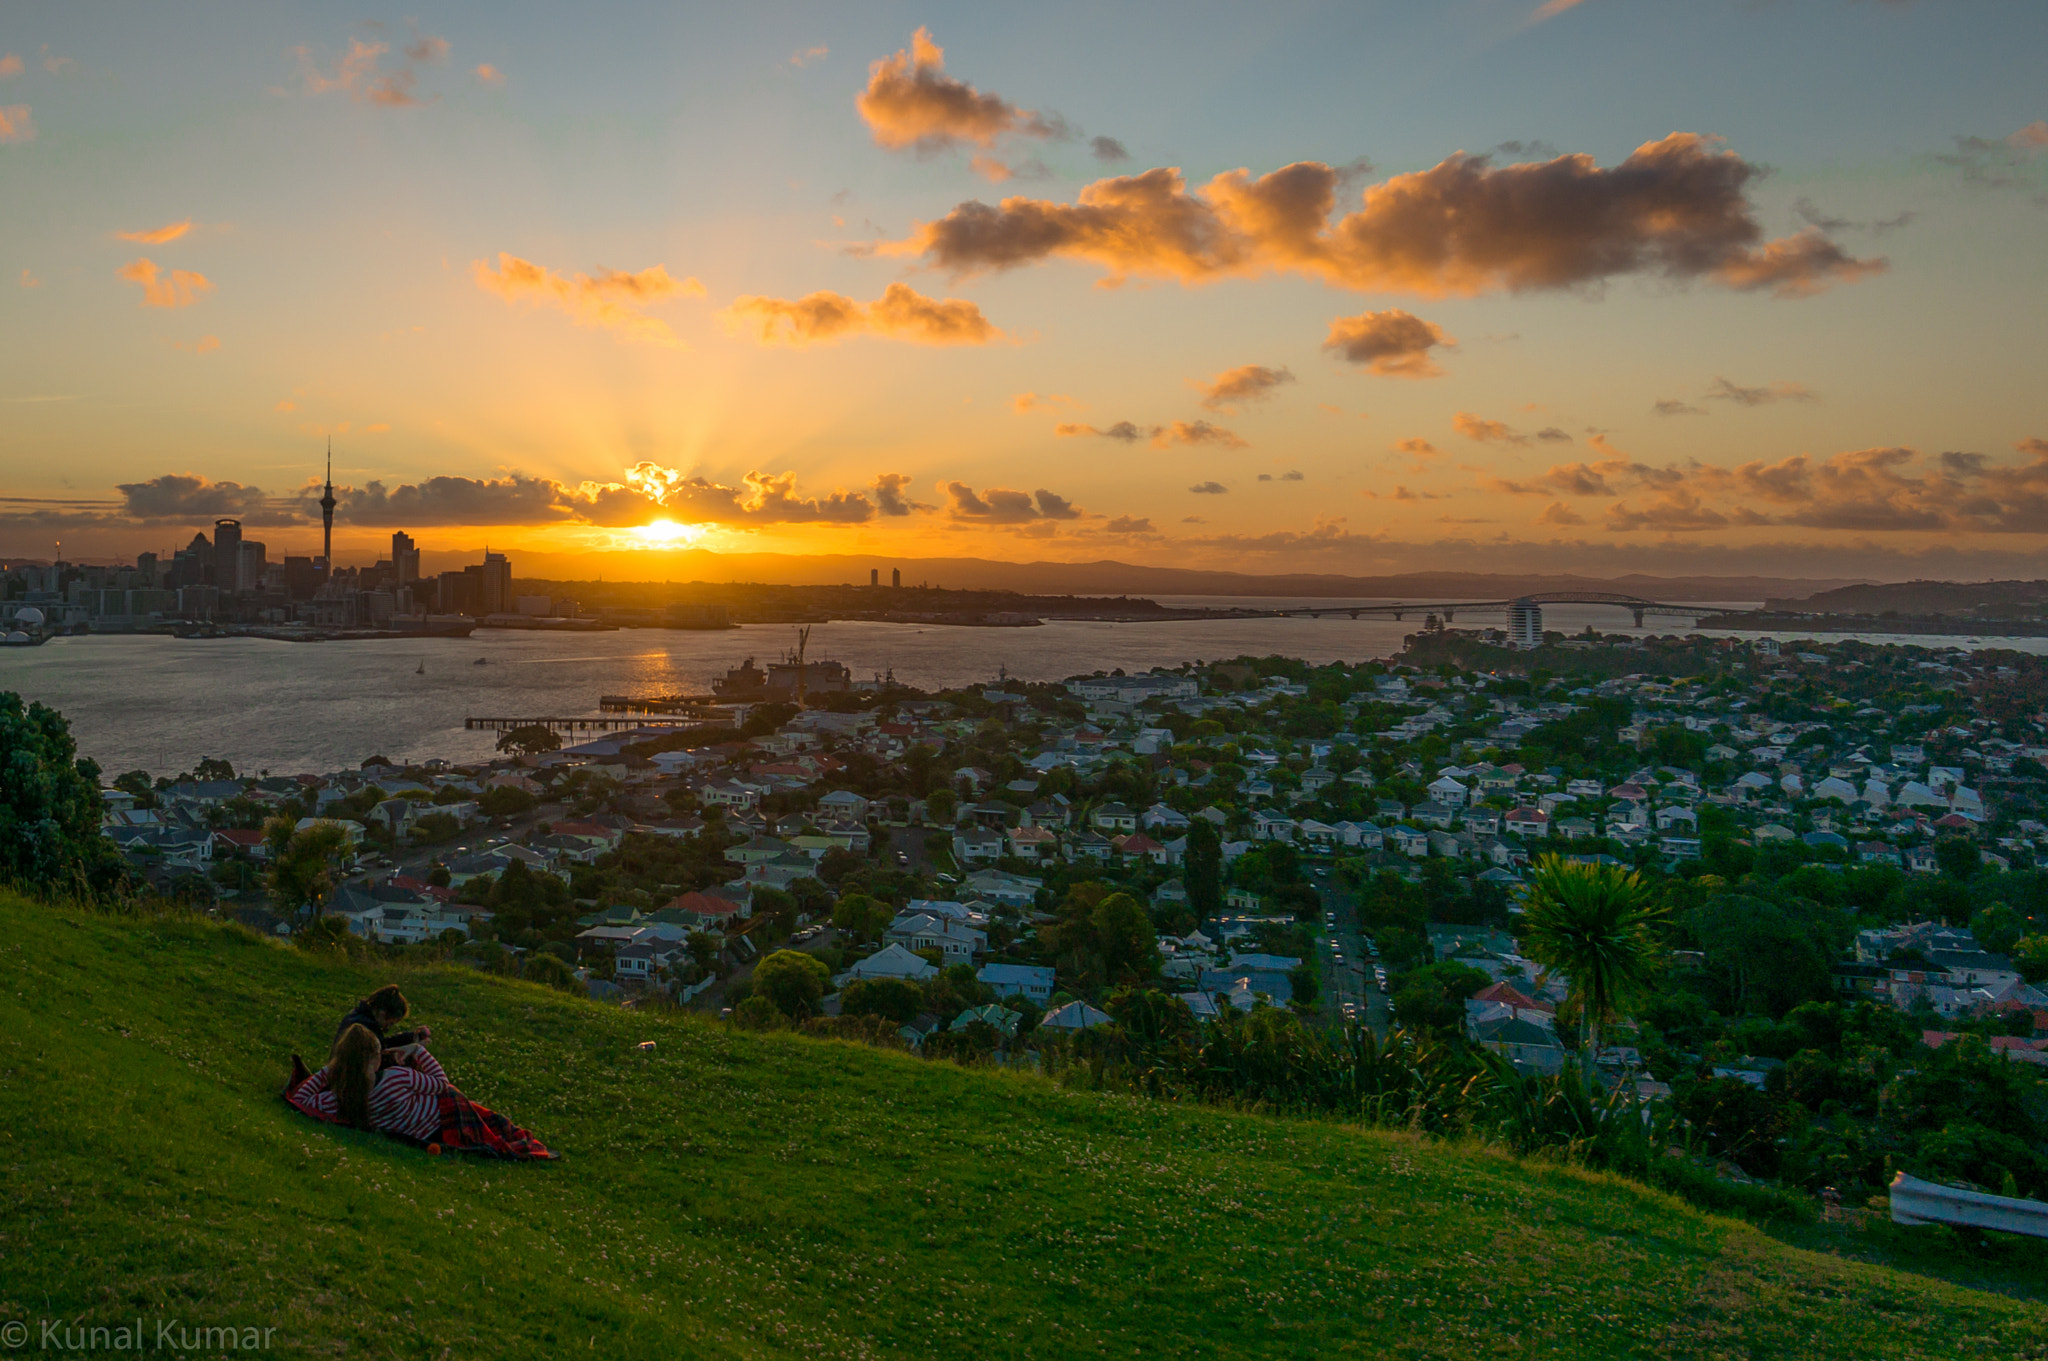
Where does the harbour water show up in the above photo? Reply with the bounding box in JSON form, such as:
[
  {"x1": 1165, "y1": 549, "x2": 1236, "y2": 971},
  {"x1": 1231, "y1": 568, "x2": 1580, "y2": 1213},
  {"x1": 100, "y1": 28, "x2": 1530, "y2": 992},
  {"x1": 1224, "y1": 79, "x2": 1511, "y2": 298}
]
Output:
[{"x1": 2, "y1": 596, "x2": 2035, "y2": 778}]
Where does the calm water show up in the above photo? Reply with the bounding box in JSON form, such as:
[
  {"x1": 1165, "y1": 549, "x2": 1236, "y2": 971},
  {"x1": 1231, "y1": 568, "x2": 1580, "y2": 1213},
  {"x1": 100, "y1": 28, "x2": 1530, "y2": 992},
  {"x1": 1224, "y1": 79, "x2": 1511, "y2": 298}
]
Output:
[{"x1": 0, "y1": 596, "x2": 2031, "y2": 777}]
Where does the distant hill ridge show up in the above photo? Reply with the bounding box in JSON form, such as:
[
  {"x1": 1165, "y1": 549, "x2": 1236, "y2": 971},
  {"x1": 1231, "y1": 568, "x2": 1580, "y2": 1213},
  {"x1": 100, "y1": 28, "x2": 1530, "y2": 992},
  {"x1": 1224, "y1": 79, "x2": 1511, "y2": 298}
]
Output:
[
  {"x1": 1767, "y1": 579, "x2": 2048, "y2": 616},
  {"x1": 5, "y1": 895, "x2": 2044, "y2": 1358}
]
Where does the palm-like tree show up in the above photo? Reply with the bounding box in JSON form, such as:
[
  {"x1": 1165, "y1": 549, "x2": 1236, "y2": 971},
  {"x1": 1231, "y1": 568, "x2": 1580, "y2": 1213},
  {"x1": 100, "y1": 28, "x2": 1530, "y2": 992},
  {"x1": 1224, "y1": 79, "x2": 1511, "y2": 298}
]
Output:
[{"x1": 1516, "y1": 855, "x2": 1669, "y2": 1057}]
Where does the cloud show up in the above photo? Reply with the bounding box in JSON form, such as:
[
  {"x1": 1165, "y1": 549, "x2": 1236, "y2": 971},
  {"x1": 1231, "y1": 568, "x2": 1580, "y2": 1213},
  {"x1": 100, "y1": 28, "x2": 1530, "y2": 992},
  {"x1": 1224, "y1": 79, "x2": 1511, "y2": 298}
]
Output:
[
  {"x1": 1654, "y1": 398, "x2": 1708, "y2": 417},
  {"x1": 1535, "y1": 426, "x2": 1572, "y2": 442},
  {"x1": 790, "y1": 46, "x2": 829, "y2": 68},
  {"x1": 1452, "y1": 411, "x2": 1529, "y2": 445},
  {"x1": 116, "y1": 258, "x2": 214, "y2": 308},
  {"x1": 1011, "y1": 391, "x2": 1077, "y2": 414},
  {"x1": 1188, "y1": 481, "x2": 1229, "y2": 495},
  {"x1": 1528, "y1": 0, "x2": 1593, "y2": 21},
  {"x1": 119, "y1": 474, "x2": 288, "y2": 524},
  {"x1": 1092, "y1": 136, "x2": 1130, "y2": 163},
  {"x1": 292, "y1": 33, "x2": 448, "y2": 107},
  {"x1": 1706, "y1": 376, "x2": 1819, "y2": 407},
  {"x1": 40, "y1": 46, "x2": 75, "y2": 74},
  {"x1": 856, "y1": 28, "x2": 1064, "y2": 165},
  {"x1": 1322, "y1": 309, "x2": 1453, "y2": 377},
  {"x1": 172, "y1": 335, "x2": 221, "y2": 354},
  {"x1": 871, "y1": 472, "x2": 933, "y2": 516},
  {"x1": 723, "y1": 282, "x2": 1000, "y2": 347},
  {"x1": 1103, "y1": 515, "x2": 1154, "y2": 533},
  {"x1": 474, "y1": 63, "x2": 506, "y2": 86},
  {"x1": 1057, "y1": 420, "x2": 1154, "y2": 443},
  {"x1": 1394, "y1": 437, "x2": 1440, "y2": 465},
  {"x1": 19, "y1": 268, "x2": 38, "y2": 288},
  {"x1": 1154, "y1": 419, "x2": 1246, "y2": 450},
  {"x1": 887, "y1": 134, "x2": 1883, "y2": 299},
  {"x1": 1257, "y1": 470, "x2": 1306, "y2": 483},
  {"x1": 473, "y1": 253, "x2": 703, "y2": 345},
  {"x1": 1193, "y1": 363, "x2": 1294, "y2": 413},
  {"x1": 596, "y1": 466, "x2": 880, "y2": 527},
  {"x1": 116, "y1": 220, "x2": 192, "y2": 245},
  {"x1": 0, "y1": 104, "x2": 35, "y2": 143},
  {"x1": 1537, "y1": 501, "x2": 1584, "y2": 526},
  {"x1": 943, "y1": 482, "x2": 1085, "y2": 522},
  {"x1": 0, "y1": 54, "x2": 20, "y2": 78},
  {"x1": 2011, "y1": 121, "x2": 2048, "y2": 150}
]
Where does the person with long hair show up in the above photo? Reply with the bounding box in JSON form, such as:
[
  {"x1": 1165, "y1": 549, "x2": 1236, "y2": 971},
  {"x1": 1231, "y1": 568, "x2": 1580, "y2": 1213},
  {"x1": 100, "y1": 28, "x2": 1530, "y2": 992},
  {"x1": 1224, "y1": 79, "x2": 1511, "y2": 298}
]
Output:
[{"x1": 286, "y1": 1023, "x2": 556, "y2": 1160}]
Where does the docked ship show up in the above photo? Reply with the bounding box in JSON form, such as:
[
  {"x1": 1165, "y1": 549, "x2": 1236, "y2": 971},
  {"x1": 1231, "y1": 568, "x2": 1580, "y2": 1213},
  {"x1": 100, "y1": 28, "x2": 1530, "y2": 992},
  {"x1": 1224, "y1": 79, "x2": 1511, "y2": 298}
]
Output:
[{"x1": 712, "y1": 654, "x2": 852, "y2": 700}]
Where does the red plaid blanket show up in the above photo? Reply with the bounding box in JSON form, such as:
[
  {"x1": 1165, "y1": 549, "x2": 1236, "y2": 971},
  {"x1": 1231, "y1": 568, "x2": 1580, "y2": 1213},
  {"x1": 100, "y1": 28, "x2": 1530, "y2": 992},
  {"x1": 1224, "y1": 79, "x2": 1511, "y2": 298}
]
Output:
[{"x1": 431, "y1": 1090, "x2": 559, "y2": 1161}]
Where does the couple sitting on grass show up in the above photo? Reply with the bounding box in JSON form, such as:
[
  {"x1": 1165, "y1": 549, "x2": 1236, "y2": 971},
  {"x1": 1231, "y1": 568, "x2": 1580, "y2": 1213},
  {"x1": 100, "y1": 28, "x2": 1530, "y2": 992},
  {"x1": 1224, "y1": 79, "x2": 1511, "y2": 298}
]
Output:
[{"x1": 285, "y1": 984, "x2": 558, "y2": 1161}]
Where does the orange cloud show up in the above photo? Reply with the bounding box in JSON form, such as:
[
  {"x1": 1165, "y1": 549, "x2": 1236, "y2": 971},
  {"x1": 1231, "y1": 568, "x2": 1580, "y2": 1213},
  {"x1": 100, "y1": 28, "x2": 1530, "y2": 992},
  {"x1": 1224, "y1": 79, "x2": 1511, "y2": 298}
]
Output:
[
  {"x1": 891, "y1": 135, "x2": 1883, "y2": 299},
  {"x1": 722, "y1": 282, "x2": 999, "y2": 346},
  {"x1": 856, "y1": 28, "x2": 1062, "y2": 158},
  {"x1": 1012, "y1": 391, "x2": 1077, "y2": 414},
  {"x1": 473, "y1": 253, "x2": 703, "y2": 346},
  {"x1": 0, "y1": 54, "x2": 21, "y2": 78},
  {"x1": 19, "y1": 268, "x2": 37, "y2": 288},
  {"x1": 1529, "y1": 0, "x2": 1593, "y2": 22},
  {"x1": 1192, "y1": 363, "x2": 1294, "y2": 413},
  {"x1": 172, "y1": 335, "x2": 221, "y2": 354},
  {"x1": 116, "y1": 220, "x2": 192, "y2": 245},
  {"x1": 1323, "y1": 309, "x2": 1452, "y2": 377},
  {"x1": 1705, "y1": 376, "x2": 1819, "y2": 407},
  {"x1": 474, "y1": 63, "x2": 506, "y2": 86},
  {"x1": 1453, "y1": 411, "x2": 1527, "y2": 445},
  {"x1": 116, "y1": 258, "x2": 214, "y2": 308},
  {"x1": 789, "y1": 46, "x2": 828, "y2": 68},
  {"x1": 0, "y1": 104, "x2": 34, "y2": 143},
  {"x1": 1154, "y1": 420, "x2": 1245, "y2": 450}
]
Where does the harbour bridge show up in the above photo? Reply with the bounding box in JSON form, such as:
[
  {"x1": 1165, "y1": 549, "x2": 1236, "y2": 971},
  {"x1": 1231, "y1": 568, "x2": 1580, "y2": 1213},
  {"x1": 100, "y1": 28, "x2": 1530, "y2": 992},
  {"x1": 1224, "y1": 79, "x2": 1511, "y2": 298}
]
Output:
[{"x1": 1261, "y1": 591, "x2": 1771, "y2": 630}]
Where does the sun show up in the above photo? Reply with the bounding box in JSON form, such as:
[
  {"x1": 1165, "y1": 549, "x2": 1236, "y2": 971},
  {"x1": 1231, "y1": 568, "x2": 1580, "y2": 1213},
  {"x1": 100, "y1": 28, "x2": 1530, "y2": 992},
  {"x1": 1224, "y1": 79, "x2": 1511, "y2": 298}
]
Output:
[{"x1": 629, "y1": 519, "x2": 704, "y2": 547}]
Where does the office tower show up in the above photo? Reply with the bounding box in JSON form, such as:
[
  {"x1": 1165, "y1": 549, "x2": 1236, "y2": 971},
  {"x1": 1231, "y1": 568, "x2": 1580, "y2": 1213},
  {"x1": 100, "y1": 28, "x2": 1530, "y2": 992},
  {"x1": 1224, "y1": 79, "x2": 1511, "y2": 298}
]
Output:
[
  {"x1": 212, "y1": 519, "x2": 243, "y2": 592},
  {"x1": 870, "y1": 568, "x2": 878, "y2": 586},
  {"x1": 391, "y1": 531, "x2": 419, "y2": 585},
  {"x1": 239, "y1": 540, "x2": 268, "y2": 592},
  {"x1": 479, "y1": 549, "x2": 511, "y2": 615},
  {"x1": 891, "y1": 568, "x2": 901, "y2": 588}
]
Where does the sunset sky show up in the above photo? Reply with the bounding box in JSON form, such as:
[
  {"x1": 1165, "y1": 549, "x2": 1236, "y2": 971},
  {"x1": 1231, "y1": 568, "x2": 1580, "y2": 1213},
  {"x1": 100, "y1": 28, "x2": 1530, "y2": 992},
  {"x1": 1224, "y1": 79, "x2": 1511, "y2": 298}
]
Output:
[{"x1": 4, "y1": 1, "x2": 2045, "y2": 580}]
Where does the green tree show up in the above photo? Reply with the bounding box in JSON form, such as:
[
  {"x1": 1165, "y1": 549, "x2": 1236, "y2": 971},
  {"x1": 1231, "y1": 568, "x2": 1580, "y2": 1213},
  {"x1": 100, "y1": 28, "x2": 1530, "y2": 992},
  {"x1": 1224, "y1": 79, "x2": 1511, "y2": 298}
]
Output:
[
  {"x1": 1517, "y1": 855, "x2": 1670, "y2": 1054},
  {"x1": 1934, "y1": 836, "x2": 1977, "y2": 881},
  {"x1": 193, "y1": 757, "x2": 236, "y2": 782},
  {"x1": 753, "y1": 949, "x2": 831, "y2": 1018},
  {"x1": 924, "y1": 788, "x2": 957, "y2": 824},
  {"x1": 2013, "y1": 934, "x2": 2048, "y2": 984},
  {"x1": 521, "y1": 951, "x2": 585, "y2": 994},
  {"x1": 478, "y1": 785, "x2": 537, "y2": 819},
  {"x1": 1184, "y1": 817, "x2": 1222, "y2": 920},
  {"x1": 263, "y1": 815, "x2": 350, "y2": 916},
  {"x1": 1093, "y1": 891, "x2": 1160, "y2": 981},
  {"x1": 111, "y1": 769, "x2": 157, "y2": 807},
  {"x1": 1390, "y1": 960, "x2": 1489, "y2": 1033},
  {"x1": 1969, "y1": 902, "x2": 2025, "y2": 956},
  {"x1": 497, "y1": 725, "x2": 563, "y2": 756},
  {"x1": 841, "y1": 976, "x2": 924, "y2": 1024},
  {"x1": 832, "y1": 892, "x2": 891, "y2": 938},
  {"x1": 0, "y1": 692, "x2": 114, "y2": 896}
]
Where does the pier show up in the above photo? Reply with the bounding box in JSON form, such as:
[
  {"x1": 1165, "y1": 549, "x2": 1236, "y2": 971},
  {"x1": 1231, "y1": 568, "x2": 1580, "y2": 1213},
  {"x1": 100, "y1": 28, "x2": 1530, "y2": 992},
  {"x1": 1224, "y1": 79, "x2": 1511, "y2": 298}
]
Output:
[{"x1": 464, "y1": 715, "x2": 717, "y2": 734}]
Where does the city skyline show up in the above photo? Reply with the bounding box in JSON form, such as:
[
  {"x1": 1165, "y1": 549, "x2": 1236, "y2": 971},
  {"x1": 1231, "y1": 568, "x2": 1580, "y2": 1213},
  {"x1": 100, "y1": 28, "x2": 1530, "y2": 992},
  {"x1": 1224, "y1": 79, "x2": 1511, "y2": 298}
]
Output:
[{"x1": 3, "y1": 2, "x2": 2045, "y2": 580}]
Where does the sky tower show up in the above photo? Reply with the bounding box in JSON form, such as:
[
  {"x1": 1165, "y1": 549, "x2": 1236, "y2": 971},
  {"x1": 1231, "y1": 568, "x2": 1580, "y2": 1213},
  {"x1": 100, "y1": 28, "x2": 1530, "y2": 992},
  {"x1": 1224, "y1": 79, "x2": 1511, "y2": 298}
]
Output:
[{"x1": 320, "y1": 438, "x2": 336, "y2": 567}]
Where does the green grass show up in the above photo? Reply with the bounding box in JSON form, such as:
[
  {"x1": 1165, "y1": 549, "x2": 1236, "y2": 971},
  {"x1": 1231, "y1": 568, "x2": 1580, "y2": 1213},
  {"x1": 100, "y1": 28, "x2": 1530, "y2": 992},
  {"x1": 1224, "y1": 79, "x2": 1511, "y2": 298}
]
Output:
[{"x1": 2, "y1": 894, "x2": 2045, "y2": 1360}]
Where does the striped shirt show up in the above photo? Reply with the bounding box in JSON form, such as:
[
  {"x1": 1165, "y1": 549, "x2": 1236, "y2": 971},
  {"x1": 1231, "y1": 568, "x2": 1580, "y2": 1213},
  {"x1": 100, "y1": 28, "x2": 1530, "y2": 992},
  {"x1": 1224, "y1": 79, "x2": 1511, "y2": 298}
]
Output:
[{"x1": 289, "y1": 1049, "x2": 451, "y2": 1142}]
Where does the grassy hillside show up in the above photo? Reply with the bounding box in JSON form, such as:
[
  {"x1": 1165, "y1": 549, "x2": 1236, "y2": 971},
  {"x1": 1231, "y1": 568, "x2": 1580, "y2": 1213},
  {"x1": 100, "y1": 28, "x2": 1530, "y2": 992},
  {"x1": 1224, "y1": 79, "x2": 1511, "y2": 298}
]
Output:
[{"x1": 2, "y1": 896, "x2": 2043, "y2": 1360}]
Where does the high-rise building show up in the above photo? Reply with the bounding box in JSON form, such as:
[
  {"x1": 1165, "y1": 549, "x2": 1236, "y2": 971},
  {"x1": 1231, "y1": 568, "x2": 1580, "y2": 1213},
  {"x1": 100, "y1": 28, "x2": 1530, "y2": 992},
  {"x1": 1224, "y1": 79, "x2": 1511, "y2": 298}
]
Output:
[
  {"x1": 284, "y1": 557, "x2": 321, "y2": 601},
  {"x1": 320, "y1": 440, "x2": 337, "y2": 569},
  {"x1": 1507, "y1": 598, "x2": 1543, "y2": 650},
  {"x1": 212, "y1": 519, "x2": 243, "y2": 592},
  {"x1": 479, "y1": 550, "x2": 511, "y2": 615},
  {"x1": 239, "y1": 540, "x2": 267, "y2": 593},
  {"x1": 891, "y1": 568, "x2": 901, "y2": 588},
  {"x1": 391, "y1": 531, "x2": 419, "y2": 585}
]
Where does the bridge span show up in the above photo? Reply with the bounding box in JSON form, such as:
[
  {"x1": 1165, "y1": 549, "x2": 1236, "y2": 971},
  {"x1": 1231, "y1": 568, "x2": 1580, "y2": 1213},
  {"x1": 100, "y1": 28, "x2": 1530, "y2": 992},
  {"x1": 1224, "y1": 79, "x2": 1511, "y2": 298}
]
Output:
[{"x1": 1261, "y1": 592, "x2": 1774, "y2": 629}]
